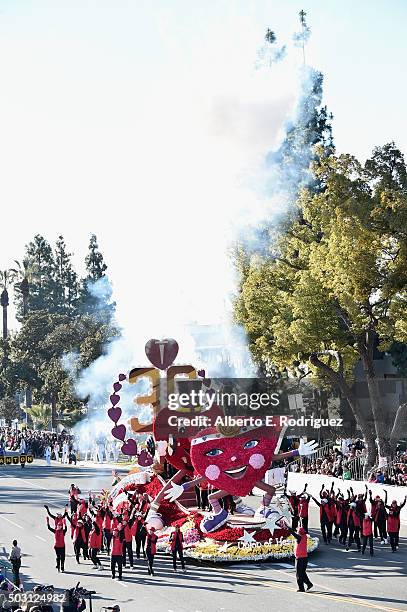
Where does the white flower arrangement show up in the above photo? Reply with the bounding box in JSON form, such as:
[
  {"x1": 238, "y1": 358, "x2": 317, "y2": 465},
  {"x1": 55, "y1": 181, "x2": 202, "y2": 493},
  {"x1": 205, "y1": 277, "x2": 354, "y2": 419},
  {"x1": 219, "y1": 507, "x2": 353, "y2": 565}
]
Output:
[{"x1": 185, "y1": 536, "x2": 319, "y2": 563}]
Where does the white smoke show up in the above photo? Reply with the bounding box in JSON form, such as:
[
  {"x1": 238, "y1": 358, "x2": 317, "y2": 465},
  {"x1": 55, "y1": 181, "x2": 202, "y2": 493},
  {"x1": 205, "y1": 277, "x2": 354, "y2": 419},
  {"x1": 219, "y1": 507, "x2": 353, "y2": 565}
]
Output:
[{"x1": 70, "y1": 17, "x2": 325, "y2": 444}]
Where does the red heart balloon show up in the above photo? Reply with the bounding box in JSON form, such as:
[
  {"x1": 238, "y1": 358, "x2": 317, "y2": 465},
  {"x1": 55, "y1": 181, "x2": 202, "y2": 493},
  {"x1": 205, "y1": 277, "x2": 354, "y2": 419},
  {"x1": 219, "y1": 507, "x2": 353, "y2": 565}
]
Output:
[
  {"x1": 108, "y1": 407, "x2": 122, "y2": 422},
  {"x1": 110, "y1": 394, "x2": 120, "y2": 406},
  {"x1": 190, "y1": 418, "x2": 283, "y2": 497},
  {"x1": 112, "y1": 424, "x2": 126, "y2": 441},
  {"x1": 145, "y1": 338, "x2": 179, "y2": 370},
  {"x1": 113, "y1": 382, "x2": 122, "y2": 392},
  {"x1": 121, "y1": 439, "x2": 138, "y2": 456}
]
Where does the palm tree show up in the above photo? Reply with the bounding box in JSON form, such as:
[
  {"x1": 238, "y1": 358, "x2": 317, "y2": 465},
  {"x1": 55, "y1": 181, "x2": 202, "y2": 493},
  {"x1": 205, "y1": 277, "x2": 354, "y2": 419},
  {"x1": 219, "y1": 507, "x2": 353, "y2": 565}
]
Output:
[
  {"x1": 0, "y1": 269, "x2": 17, "y2": 340},
  {"x1": 11, "y1": 259, "x2": 35, "y2": 318},
  {"x1": 27, "y1": 404, "x2": 52, "y2": 430},
  {"x1": 11, "y1": 260, "x2": 35, "y2": 407}
]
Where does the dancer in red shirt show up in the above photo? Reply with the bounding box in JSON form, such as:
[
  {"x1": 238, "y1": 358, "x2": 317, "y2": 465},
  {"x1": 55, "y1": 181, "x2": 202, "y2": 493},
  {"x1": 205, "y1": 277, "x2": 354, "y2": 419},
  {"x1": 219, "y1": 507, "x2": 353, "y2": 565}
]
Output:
[
  {"x1": 111, "y1": 527, "x2": 125, "y2": 580},
  {"x1": 46, "y1": 517, "x2": 67, "y2": 572},
  {"x1": 146, "y1": 527, "x2": 158, "y2": 576},
  {"x1": 170, "y1": 525, "x2": 186, "y2": 572},
  {"x1": 361, "y1": 513, "x2": 374, "y2": 556},
  {"x1": 285, "y1": 524, "x2": 313, "y2": 592},
  {"x1": 386, "y1": 496, "x2": 406, "y2": 552}
]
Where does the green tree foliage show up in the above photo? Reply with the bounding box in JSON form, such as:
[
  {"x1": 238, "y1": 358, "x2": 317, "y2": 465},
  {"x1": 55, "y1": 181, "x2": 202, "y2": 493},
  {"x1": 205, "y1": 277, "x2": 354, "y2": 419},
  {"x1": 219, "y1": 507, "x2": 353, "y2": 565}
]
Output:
[
  {"x1": 0, "y1": 397, "x2": 21, "y2": 424},
  {"x1": 2, "y1": 233, "x2": 118, "y2": 428},
  {"x1": 27, "y1": 404, "x2": 51, "y2": 429},
  {"x1": 235, "y1": 143, "x2": 407, "y2": 467},
  {"x1": 53, "y1": 235, "x2": 79, "y2": 315}
]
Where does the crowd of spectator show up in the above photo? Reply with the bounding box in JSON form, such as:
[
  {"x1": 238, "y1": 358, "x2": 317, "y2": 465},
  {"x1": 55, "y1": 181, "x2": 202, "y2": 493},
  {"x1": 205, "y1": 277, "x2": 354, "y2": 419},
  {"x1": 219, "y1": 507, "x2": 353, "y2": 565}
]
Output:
[
  {"x1": 0, "y1": 426, "x2": 75, "y2": 461},
  {"x1": 287, "y1": 437, "x2": 407, "y2": 486}
]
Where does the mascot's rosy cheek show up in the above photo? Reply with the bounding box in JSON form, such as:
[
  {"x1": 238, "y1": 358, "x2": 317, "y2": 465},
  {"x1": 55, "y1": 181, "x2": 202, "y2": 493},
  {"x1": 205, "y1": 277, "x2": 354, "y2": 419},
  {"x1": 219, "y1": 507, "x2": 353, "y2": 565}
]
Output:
[{"x1": 190, "y1": 426, "x2": 281, "y2": 497}]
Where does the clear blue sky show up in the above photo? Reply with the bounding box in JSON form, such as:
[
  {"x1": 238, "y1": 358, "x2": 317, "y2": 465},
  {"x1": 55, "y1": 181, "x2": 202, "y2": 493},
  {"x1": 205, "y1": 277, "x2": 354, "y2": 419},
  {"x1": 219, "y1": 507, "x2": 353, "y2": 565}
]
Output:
[{"x1": 0, "y1": 0, "x2": 405, "y2": 340}]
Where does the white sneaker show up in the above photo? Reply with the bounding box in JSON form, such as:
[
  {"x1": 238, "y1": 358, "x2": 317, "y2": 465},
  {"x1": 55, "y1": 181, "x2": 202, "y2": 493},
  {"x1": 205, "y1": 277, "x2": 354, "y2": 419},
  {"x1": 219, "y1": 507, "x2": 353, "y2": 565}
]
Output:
[
  {"x1": 380, "y1": 540, "x2": 385, "y2": 545},
  {"x1": 98, "y1": 566, "x2": 104, "y2": 571},
  {"x1": 235, "y1": 503, "x2": 255, "y2": 516},
  {"x1": 92, "y1": 565, "x2": 98, "y2": 569}
]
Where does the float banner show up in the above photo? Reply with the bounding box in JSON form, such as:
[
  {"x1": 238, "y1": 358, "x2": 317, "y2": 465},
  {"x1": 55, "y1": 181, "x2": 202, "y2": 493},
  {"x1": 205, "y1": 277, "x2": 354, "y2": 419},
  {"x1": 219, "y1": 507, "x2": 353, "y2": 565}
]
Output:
[{"x1": 0, "y1": 455, "x2": 34, "y2": 466}]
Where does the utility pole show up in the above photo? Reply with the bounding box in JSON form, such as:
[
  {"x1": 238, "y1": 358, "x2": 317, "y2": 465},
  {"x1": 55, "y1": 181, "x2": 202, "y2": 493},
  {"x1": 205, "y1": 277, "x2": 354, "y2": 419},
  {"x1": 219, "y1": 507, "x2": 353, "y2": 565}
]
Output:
[{"x1": 299, "y1": 10, "x2": 307, "y2": 65}]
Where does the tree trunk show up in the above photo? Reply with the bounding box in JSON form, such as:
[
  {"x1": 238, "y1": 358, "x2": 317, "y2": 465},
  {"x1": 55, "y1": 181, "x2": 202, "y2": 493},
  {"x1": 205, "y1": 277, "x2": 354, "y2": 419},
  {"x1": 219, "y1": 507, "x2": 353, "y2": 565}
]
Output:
[
  {"x1": 390, "y1": 403, "x2": 407, "y2": 450},
  {"x1": 51, "y1": 395, "x2": 57, "y2": 430},
  {"x1": 25, "y1": 386, "x2": 33, "y2": 409},
  {"x1": 310, "y1": 353, "x2": 377, "y2": 474},
  {"x1": 359, "y1": 339, "x2": 392, "y2": 465}
]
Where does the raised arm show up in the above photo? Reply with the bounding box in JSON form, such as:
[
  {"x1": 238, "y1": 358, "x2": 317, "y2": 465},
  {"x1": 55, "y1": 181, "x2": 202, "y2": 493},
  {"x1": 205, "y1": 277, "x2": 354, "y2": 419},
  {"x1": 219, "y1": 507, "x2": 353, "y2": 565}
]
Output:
[
  {"x1": 44, "y1": 505, "x2": 57, "y2": 520},
  {"x1": 299, "y1": 483, "x2": 308, "y2": 496},
  {"x1": 311, "y1": 495, "x2": 321, "y2": 507}
]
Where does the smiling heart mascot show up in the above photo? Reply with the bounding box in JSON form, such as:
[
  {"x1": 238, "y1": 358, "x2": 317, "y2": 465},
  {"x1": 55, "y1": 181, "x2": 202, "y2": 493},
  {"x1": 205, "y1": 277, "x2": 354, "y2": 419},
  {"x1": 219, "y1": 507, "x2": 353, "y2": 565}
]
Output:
[{"x1": 165, "y1": 417, "x2": 318, "y2": 533}]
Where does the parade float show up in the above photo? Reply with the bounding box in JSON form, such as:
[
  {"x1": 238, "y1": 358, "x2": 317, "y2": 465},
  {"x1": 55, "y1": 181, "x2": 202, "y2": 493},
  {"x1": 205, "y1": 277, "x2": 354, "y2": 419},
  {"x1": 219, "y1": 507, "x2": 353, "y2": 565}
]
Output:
[{"x1": 105, "y1": 338, "x2": 320, "y2": 563}]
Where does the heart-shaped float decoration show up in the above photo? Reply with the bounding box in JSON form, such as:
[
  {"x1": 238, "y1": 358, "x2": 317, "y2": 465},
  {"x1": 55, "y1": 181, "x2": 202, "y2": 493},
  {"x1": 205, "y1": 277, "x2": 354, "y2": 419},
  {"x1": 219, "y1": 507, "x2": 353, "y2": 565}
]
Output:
[
  {"x1": 110, "y1": 393, "x2": 120, "y2": 406},
  {"x1": 197, "y1": 369, "x2": 205, "y2": 377},
  {"x1": 118, "y1": 373, "x2": 126, "y2": 381},
  {"x1": 121, "y1": 438, "x2": 138, "y2": 456},
  {"x1": 138, "y1": 449, "x2": 154, "y2": 467},
  {"x1": 112, "y1": 424, "x2": 126, "y2": 441},
  {"x1": 113, "y1": 382, "x2": 122, "y2": 392},
  {"x1": 108, "y1": 407, "x2": 122, "y2": 423},
  {"x1": 145, "y1": 338, "x2": 179, "y2": 370}
]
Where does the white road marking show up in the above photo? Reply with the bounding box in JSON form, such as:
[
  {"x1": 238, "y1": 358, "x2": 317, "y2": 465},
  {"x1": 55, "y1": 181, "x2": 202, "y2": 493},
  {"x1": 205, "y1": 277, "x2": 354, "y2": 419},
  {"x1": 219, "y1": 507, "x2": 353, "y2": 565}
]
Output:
[
  {"x1": 0, "y1": 473, "x2": 66, "y2": 496},
  {"x1": 35, "y1": 535, "x2": 46, "y2": 542},
  {"x1": 115, "y1": 580, "x2": 128, "y2": 588},
  {"x1": 272, "y1": 563, "x2": 294, "y2": 569},
  {"x1": 308, "y1": 562, "x2": 318, "y2": 567},
  {"x1": 0, "y1": 516, "x2": 23, "y2": 530}
]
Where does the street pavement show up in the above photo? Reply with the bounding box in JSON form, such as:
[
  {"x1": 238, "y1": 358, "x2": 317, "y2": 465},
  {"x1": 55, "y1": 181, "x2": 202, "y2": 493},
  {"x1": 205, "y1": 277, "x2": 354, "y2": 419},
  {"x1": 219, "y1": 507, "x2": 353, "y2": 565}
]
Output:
[{"x1": 0, "y1": 460, "x2": 406, "y2": 612}]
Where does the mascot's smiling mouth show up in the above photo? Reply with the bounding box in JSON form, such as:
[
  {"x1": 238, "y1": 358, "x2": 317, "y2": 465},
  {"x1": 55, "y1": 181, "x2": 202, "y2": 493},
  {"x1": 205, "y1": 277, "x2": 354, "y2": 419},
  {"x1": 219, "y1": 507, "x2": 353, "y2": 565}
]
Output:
[{"x1": 223, "y1": 466, "x2": 247, "y2": 479}]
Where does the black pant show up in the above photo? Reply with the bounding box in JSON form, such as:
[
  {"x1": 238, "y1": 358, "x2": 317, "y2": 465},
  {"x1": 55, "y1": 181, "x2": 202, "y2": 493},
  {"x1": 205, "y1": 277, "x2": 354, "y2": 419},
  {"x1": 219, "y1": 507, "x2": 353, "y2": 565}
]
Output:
[
  {"x1": 122, "y1": 541, "x2": 133, "y2": 567},
  {"x1": 339, "y1": 522, "x2": 348, "y2": 544},
  {"x1": 104, "y1": 529, "x2": 112, "y2": 553},
  {"x1": 300, "y1": 517, "x2": 308, "y2": 532},
  {"x1": 292, "y1": 516, "x2": 299, "y2": 531},
  {"x1": 90, "y1": 548, "x2": 102, "y2": 566},
  {"x1": 135, "y1": 535, "x2": 146, "y2": 558},
  {"x1": 362, "y1": 535, "x2": 373, "y2": 555},
  {"x1": 11, "y1": 559, "x2": 21, "y2": 587},
  {"x1": 347, "y1": 525, "x2": 361, "y2": 550},
  {"x1": 74, "y1": 540, "x2": 88, "y2": 562},
  {"x1": 70, "y1": 499, "x2": 78, "y2": 514},
  {"x1": 321, "y1": 520, "x2": 333, "y2": 543},
  {"x1": 296, "y1": 557, "x2": 312, "y2": 591},
  {"x1": 389, "y1": 531, "x2": 399, "y2": 552},
  {"x1": 146, "y1": 550, "x2": 155, "y2": 575},
  {"x1": 201, "y1": 489, "x2": 209, "y2": 510},
  {"x1": 195, "y1": 486, "x2": 201, "y2": 508},
  {"x1": 111, "y1": 555, "x2": 123, "y2": 579},
  {"x1": 172, "y1": 546, "x2": 185, "y2": 570},
  {"x1": 376, "y1": 520, "x2": 387, "y2": 541},
  {"x1": 55, "y1": 547, "x2": 65, "y2": 571}
]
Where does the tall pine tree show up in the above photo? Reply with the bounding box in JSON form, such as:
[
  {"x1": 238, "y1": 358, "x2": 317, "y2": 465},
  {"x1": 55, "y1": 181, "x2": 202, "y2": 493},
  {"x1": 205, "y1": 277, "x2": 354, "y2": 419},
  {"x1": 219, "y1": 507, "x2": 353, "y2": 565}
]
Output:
[
  {"x1": 15, "y1": 235, "x2": 56, "y2": 317},
  {"x1": 80, "y1": 234, "x2": 114, "y2": 321},
  {"x1": 53, "y1": 235, "x2": 78, "y2": 316}
]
